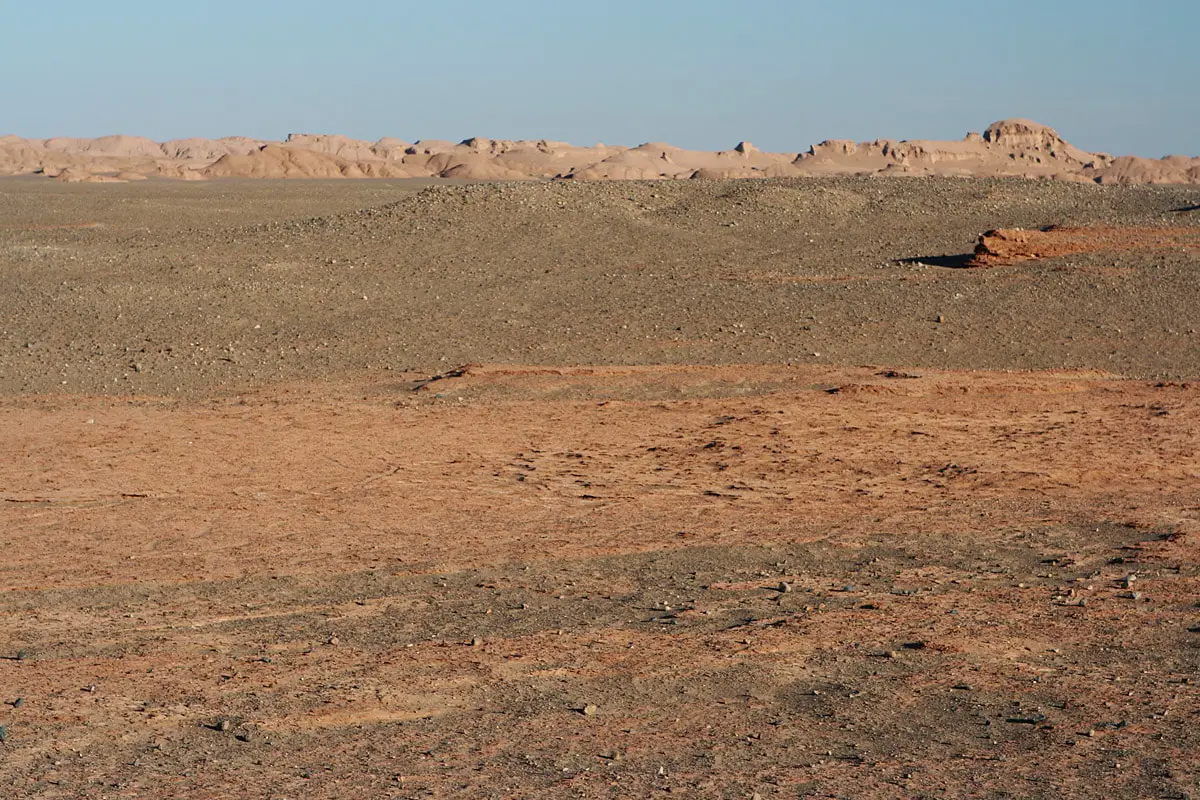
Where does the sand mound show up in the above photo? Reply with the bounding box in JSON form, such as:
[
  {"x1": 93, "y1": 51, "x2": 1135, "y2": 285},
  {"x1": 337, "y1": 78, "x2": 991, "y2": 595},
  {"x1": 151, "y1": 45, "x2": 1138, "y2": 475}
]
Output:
[
  {"x1": 438, "y1": 159, "x2": 531, "y2": 180},
  {"x1": 203, "y1": 144, "x2": 351, "y2": 179},
  {"x1": 53, "y1": 168, "x2": 128, "y2": 183},
  {"x1": 370, "y1": 137, "x2": 412, "y2": 160},
  {"x1": 42, "y1": 134, "x2": 164, "y2": 159},
  {"x1": 1094, "y1": 155, "x2": 1200, "y2": 185},
  {"x1": 160, "y1": 137, "x2": 264, "y2": 160},
  {"x1": 51, "y1": 167, "x2": 89, "y2": 182},
  {"x1": 567, "y1": 141, "x2": 798, "y2": 180},
  {"x1": 1, "y1": 119, "x2": 1196, "y2": 184},
  {"x1": 284, "y1": 133, "x2": 383, "y2": 162}
]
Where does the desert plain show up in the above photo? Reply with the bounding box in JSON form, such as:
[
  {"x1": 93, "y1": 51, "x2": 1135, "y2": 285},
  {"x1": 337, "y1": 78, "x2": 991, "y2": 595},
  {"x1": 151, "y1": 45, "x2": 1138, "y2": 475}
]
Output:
[{"x1": 1, "y1": 129, "x2": 1199, "y2": 798}]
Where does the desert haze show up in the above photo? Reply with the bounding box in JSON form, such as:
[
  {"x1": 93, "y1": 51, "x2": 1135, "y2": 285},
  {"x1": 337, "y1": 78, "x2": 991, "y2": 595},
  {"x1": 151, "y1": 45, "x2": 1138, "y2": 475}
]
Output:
[{"x1": 3, "y1": 117, "x2": 1200, "y2": 184}]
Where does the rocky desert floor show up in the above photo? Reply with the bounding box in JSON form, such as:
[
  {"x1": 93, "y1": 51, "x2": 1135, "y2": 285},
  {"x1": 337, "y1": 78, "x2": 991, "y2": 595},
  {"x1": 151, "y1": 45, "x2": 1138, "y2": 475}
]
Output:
[{"x1": 1, "y1": 176, "x2": 1198, "y2": 798}]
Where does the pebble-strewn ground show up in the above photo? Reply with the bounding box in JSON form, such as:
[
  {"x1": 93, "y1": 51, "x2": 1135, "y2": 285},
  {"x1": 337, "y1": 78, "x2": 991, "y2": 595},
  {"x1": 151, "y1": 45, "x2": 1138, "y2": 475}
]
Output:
[
  {"x1": 0, "y1": 177, "x2": 1197, "y2": 799},
  {"x1": 1, "y1": 176, "x2": 1198, "y2": 397}
]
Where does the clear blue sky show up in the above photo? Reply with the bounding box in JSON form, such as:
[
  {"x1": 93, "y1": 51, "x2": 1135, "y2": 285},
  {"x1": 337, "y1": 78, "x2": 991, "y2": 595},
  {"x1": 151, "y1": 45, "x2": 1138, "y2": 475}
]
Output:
[{"x1": 2, "y1": 0, "x2": 1197, "y2": 156}]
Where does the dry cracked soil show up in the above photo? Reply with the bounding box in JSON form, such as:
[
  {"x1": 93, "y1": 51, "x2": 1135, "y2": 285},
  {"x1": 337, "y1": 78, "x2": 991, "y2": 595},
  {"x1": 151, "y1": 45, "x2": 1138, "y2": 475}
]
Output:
[{"x1": 0, "y1": 176, "x2": 1198, "y2": 799}]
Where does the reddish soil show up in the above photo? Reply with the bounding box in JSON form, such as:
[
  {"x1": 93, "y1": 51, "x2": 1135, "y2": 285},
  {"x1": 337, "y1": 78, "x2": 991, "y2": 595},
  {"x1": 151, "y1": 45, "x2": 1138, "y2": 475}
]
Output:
[
  {"x1": 1, "y1": 178, "x2": 1198, "y2": 798},
  {"x1": 972, "y1": 225, "x2": 1200, "y2": 266},
  {"x1": 2, "y1": 364, "x2": 1198, "y2": 798}
]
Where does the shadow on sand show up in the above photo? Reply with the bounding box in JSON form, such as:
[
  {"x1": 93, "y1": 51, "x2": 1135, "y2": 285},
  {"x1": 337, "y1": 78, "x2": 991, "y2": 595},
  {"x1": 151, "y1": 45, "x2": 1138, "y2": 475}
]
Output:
[{"x1": 897, "y1": 254, "x2": 975, "y2": 269}]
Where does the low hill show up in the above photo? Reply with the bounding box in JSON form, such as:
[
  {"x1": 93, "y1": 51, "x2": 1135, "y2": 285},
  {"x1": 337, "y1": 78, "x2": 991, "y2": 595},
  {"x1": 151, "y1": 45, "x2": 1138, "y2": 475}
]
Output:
[{"x1": 1, "y1": 119, "x2": 1197, "y2": 184}]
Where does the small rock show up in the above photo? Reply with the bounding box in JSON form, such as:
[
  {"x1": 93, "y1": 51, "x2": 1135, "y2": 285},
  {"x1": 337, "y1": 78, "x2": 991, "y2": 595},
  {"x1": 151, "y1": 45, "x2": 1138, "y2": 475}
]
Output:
[
  {"x1": 778, "y1": 581, "x2": 792, "y2": 593},
  {"x1": 1121, "y1": 573, "x2": 1137, "y2": 589},
  {"x1": 217, "y1": 719, "x2": 232, "y2": 732},
  {"x1": 327, "y1": 636, "x2": 339, "y2": 646},
  {"x1": 582, "y1": 704, "x2": 599, "y2": 716},
  {"x1": 0, "y1": 725, "x2": 7, "y2": 743},
  {"x1": 936, "y1": 315, "x2": 945, "y2": 324},
  {"x1": 471, "y1": 637, "x2": 484, "y2": 647},
  {"x1": 1006, "y1": 713, "x2": 1048, "y2": 725},
  {"x1": 14, "y1": 650, "x2": 27, "y2": 662}
]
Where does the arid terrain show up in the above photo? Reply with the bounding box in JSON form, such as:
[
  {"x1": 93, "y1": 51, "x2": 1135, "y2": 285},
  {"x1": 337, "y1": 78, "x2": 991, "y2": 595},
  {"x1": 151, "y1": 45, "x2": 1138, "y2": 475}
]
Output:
[
  {"x1": 4, "y1": 119, "x2": 1200, "y2": 185},
  {"x1": 1, "y1": 175, "x2": 1198, "y2": 798}
]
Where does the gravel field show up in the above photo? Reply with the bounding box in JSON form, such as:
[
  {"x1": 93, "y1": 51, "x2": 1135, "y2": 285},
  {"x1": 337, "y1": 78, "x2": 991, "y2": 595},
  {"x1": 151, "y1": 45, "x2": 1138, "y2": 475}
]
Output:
[
  {"x1": 1, "y1": 176, "x2": 1197, "y2": 799},
  {"x1": 2, "y1": 176, "x2": 1198, "y2": 396}
]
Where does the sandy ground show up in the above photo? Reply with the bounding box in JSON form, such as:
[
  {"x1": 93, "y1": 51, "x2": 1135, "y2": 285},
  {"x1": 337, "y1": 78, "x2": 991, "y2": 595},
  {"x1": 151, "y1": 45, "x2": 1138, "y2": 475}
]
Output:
[{"x1": 1, "y1": 178, "x2": 1198, "y2": 798}]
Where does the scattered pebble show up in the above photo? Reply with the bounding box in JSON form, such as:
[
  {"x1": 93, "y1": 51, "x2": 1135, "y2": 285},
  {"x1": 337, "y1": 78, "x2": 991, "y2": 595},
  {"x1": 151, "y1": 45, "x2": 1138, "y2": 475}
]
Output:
[
  {"x1": 581, "y1": 704, "x2": 599, "y2": 716},
  {"x1": 1006, "y1": 713, "x2": 1047, "y2": 725}
]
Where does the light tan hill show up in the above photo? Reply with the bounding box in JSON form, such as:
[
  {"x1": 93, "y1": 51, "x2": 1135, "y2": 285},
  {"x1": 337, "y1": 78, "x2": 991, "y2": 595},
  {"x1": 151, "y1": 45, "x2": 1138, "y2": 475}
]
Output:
[
  {"x1": 204, "y1": 144, "x2": 359, "y2": 179},
  {"x1": 160, "y1": 136, "x2": 264, "y2": 160},
  {"x1": 793, "y1": 119, "x2": 1114, "y2": 180},
  {"x1": 474, "y1": 138, "x2": 628, "y2": 178},
  {"x1": 1092, "y1": 155, "x2": 1200, "y2": 185},
  {"x1": 53, "y1": 167, "x2": 127, "y2": 183},
  {"x1": 284, "y1": 133, "x2": 383, "y2": 162},
  {"x1": 0, "y1": 119, "x2": 1196, "y2": 184},
  {"x1": 41, "y1": 134, "x2": 165, "y2": 159},
  {"x1": 370, "y1": 137, "x2": 413, "y2": 160},
  {"x1": 566, "y1": 141, "x2": 799, "y2": 180}
]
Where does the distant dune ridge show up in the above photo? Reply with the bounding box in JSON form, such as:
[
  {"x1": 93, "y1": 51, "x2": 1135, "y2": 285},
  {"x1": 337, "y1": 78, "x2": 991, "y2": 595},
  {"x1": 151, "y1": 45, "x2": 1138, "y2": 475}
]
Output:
[{"x1": 2, "y1": 119, "x2": 1198, "y2": 183}]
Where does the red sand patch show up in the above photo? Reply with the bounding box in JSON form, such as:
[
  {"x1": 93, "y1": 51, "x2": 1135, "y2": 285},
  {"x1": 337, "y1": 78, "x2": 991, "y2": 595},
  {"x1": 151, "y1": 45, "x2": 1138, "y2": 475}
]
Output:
[{"x1": 971, "y1": 225, "x2": 1200, "y2": 266}]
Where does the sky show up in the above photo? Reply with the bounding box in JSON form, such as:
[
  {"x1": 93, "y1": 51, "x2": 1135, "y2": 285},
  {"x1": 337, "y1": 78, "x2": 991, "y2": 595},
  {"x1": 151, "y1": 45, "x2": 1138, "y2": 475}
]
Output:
[{"x1": 2, "y1": 0, "x2": 1197, "y2": 157}]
